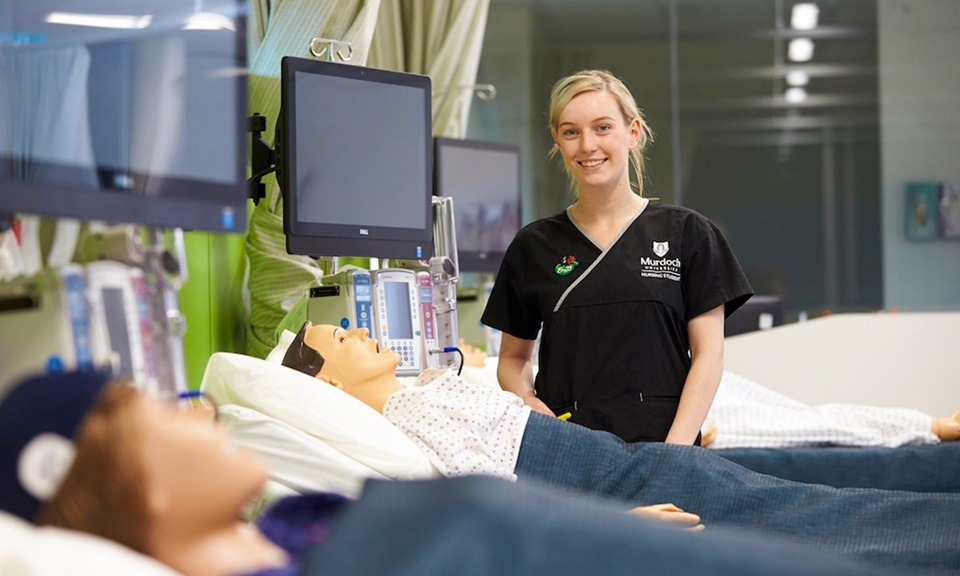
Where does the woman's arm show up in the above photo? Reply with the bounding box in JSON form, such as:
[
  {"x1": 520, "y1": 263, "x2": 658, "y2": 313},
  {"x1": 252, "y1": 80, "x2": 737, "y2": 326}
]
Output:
[
  {"x1": 665, "y1": 304, "x2": 725, "y2": 445},
  {"x1": 497, "y1": 333, "x2": 553, "y2": 416}
]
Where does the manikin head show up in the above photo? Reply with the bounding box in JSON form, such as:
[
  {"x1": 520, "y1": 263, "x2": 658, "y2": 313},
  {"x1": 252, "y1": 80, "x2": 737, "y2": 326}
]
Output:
[
  {"x1": 0, "y1": 372, "x2": 269, "y2": 560},
  {"x1": 547, "y1": 69, "x2": 654, "y2": 197},
  {"x1": 281, "y1": 321, "x2": 401, "y2": 394}
]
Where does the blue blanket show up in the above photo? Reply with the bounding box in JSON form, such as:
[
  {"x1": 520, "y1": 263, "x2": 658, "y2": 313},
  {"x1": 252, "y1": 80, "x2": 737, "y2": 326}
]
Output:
[{"x1": 713, "y1": 443, "x2": 960, "y2": 492}]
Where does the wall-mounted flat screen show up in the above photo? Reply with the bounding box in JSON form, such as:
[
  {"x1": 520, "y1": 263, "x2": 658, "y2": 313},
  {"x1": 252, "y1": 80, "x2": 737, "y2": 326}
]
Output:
[{"x1": 278, "y1": 57, "x2": 433, "y2": 260}]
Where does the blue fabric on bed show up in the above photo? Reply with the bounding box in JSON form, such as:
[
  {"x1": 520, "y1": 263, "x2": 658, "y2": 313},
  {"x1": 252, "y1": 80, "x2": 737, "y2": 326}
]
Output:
[
  {"x1": 711, "y1": 443, "x2": 960, "y2": 492},
  {"x1": 514, "y1": 412, "x2": 960, "y2": 575},
  {"x1": 300, "y1": 475, "x2": 902, "y2": 576}
]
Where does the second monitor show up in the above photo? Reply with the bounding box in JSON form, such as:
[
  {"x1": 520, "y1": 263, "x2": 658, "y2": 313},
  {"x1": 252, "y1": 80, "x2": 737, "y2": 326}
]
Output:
[{"x1": 434, "y1": 137, "x2": 522, "y2": 273}]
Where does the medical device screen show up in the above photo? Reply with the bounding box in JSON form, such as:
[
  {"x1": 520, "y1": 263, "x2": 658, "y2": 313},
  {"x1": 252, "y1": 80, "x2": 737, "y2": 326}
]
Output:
[{"x1": 383, "y1": 282, "x2": 414, "y2": 339}]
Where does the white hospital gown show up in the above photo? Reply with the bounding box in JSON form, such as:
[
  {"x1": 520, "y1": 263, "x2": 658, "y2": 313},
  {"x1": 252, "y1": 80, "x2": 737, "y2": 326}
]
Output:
[
  {"x1": 384, "y1": 370, "x2": 531, "y2": 480},
  {"x1": 706, "y1": 371, "x2": 938, "y2": 449}
]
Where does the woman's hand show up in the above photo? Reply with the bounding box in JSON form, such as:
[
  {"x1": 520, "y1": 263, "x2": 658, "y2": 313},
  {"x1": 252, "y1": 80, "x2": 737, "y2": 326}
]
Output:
[
  {"x1": 627, "y1": 503, "x2": 704, "y2": 531},
  {"x1": 523, "y1": 394, "x2": 554, "y2": 417}
]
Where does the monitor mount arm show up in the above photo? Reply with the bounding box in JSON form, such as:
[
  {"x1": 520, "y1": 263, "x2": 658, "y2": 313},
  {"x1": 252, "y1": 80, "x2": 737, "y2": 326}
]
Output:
[{"x1": 248, "y1": 112, "x2": 279, "y2": 205}]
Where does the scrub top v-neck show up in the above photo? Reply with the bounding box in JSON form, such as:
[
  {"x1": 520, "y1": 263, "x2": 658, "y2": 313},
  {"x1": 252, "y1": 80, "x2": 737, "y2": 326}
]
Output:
[{"x1": 482, "y1": 201, "x2": 753, "y2": 443}]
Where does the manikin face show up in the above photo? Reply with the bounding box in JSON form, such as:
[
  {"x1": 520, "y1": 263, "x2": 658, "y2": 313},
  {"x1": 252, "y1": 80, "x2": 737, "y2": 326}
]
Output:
[
  {"x1": 135, "y1": 393, "x2": 268, "y2": 528},
  {"x1": 553, "y1": 90, "x2": 641, "y2": 194},
  {"x1": 303, "y1": 323, "x2": 401, "y2": 386}
]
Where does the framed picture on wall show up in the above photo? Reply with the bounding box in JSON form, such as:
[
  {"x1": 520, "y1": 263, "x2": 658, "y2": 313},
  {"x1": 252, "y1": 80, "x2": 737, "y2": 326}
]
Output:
[
  {"x1": 938, "y1": 181, "x2": 960, "y2": 239},
  {"x1": 905, "y1": 182, "x2": 939, "y2": 241}
]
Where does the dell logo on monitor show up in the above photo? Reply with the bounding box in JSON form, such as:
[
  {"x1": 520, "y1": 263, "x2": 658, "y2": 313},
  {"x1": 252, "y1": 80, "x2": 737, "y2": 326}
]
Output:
[{"x1": 359, "y1": 228, "x2": 369, "y2": 236}]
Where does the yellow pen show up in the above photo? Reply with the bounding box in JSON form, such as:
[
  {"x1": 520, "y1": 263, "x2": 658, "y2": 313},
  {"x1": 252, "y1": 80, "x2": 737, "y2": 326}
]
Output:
[{"x1": 557, "y1": 412, "x2": 572, "y2": 421}]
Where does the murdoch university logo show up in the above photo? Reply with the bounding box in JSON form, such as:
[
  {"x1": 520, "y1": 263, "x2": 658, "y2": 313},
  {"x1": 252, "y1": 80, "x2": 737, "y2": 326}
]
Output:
[{"x1": 652, "y1": 241, "x2": 669, "y2": 258}]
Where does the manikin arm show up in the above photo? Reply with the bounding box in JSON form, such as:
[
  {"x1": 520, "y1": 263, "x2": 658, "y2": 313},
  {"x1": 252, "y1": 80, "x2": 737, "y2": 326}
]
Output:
[{"x1": 497, "y1": 333, "x2": 553, "y2": 416}]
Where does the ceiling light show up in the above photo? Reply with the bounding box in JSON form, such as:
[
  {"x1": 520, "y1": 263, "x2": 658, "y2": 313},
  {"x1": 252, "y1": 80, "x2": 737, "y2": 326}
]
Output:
[
  {"x1": 791, "y1": 3, "x2": 820, "y2": 30},
  {"x1": 788, "y1": 38, "x2": 815, "y2": 62},
  {"x1": 183, "y1": 0, "x2": 236, "y2": 31},
  {"x1": 45, "y1": 12, "x2": 152, "y2": 29},
  {"x1": 784, "y1": 87, "x2": 808, "y2": 103},
  {"x1": 183, "y1": 12, "x2": 236, "y2": 31},
  {"x1": 786, "y1": 70, "x2": 810, "y2": 86}
]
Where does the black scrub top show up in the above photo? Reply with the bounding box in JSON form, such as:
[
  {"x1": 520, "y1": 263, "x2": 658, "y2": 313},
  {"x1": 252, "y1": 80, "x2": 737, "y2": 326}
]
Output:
[{"x1": 482, "y1": 202, "x2": 753, "y2": 443}]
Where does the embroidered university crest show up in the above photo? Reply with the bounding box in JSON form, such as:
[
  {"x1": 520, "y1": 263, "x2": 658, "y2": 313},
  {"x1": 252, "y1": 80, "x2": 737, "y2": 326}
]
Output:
[{"x1": 653, "y1": 241, "x2": 669, "y2": 258}]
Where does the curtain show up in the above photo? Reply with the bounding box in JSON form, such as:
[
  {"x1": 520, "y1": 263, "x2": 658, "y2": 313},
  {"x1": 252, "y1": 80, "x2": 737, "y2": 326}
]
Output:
[
  {"x1": 368, "y1": 0, "x2": 490, "y2": 138},
  {"x1": 244, "y1": 0, "x2": 381, "y2": 358},
  {"x1": 0, "y1": 45, "x2": 95, "y2": 278}
]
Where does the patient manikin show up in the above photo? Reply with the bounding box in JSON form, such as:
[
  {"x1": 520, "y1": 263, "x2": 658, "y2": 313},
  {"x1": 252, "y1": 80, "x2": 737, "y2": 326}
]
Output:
[{"x1": 703, "y1": 371, "x2": 960, "y2": 448}]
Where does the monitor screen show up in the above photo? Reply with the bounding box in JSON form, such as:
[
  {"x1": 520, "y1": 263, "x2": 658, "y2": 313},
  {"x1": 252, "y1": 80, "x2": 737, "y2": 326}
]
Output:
[
  {"x1": 383, "y1": 281, "x2": 414, "y2": 339},
  {"x1": 278, "y1": 57, "x2": 433, "y2": 260},
  {"x1": 433, "y1": 137, "x2": 521, "y2": 273},
  {"x1": 0, "y1": 0, "x2": 248, "y2": 232}
]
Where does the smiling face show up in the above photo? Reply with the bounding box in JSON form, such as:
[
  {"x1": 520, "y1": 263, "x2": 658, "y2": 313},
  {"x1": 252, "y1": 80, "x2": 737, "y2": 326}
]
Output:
[
  {"x1": 302, "y1": 323, "x2": 401, "y2": 387},
  {"x1": 553, "y1": 89, "x2": 641, "y2": 195}
]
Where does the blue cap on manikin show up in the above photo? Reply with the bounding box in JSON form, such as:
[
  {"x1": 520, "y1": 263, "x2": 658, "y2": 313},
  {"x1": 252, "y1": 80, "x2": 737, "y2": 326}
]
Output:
[{"x1": 0, "y1": 371, "x2": 111, "y2": 522}]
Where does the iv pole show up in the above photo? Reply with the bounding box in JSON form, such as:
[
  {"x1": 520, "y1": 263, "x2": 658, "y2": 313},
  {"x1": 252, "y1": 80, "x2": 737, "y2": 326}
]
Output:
[{"x1": 309, "y1": 37, "x2": 353, "y2": 276}]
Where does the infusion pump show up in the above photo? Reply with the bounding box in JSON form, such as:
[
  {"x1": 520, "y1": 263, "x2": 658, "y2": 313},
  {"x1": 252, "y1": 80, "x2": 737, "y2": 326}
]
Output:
[
  {"x1": 370, "y1": 269, "x2": 423, "y2": 376},
  {"x1": 308, "y1": 267, "x2": 435, "y2": 377}
]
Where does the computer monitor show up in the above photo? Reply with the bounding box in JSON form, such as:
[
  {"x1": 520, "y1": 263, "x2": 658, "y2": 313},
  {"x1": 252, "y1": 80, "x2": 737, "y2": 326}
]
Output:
[
  {"x1": 0, "y1": 0, "x2": 248, "y2": 233},
  {"x1": 725, "y1": 295, "x2": 785, "y2": 337},
  {"x1": 433, "y1": 137, "x2": 521, "y2": 273},
  {"x1": 277, "y1": 57, "x2": 434, "y2": 260}
]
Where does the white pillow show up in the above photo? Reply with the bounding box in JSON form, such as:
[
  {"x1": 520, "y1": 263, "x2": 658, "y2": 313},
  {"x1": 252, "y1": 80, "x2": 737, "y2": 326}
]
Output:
[
  {"x1": 219, "y1": 403, "x2": 387, "y2": 499},
  {"x1": 0, "y1": 511, "x2": 179, "y2": 576},
  {"x1": 200, "y1": 351, "x2": 438, "y2": 481},
  {"x1": 264, "y1": 328, "x2": 297, "y2": 365}
]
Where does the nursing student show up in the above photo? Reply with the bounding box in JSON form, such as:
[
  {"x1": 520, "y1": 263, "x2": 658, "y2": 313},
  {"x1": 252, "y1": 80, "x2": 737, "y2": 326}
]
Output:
[{"x1": 481, "y1": 69, "x2": 753, "y2": 445}]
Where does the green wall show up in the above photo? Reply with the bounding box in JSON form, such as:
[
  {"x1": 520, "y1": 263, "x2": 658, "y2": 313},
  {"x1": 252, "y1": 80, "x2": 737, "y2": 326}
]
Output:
[{"x1": 179, "y1": 227, "x2": 248, "y2": 389}]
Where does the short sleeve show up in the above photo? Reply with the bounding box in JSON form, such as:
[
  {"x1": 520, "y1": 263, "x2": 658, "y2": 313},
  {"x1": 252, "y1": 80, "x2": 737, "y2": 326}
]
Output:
[
  {"x1": 480, "y1": 243, "x2": 542, "y2": 340},
  {"x1": 682, "y1": 214, "x2": 753, "y2": 320}
]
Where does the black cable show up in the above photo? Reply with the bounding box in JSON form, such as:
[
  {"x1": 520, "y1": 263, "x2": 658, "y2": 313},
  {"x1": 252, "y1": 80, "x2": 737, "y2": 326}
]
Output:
[
  {"x1": 248, "y1": 165, "x2": 278, "y2": 182},
  {"x1": 436, "y1": 346, "x2": 465, "y2": 376}
]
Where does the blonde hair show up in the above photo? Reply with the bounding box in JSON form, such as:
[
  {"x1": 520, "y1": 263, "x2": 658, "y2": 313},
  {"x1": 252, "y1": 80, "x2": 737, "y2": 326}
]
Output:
[
  {"x1": 37, "y1": 383, "x2": 152, "y2": 553},
  {"x1": 548, "y1": 69, "x2": 654, "y2": 196}
]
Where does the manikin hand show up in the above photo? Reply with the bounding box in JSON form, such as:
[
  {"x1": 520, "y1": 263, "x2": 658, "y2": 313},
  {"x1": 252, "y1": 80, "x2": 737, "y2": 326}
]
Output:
[
  {"x1": 458, "y1": 339, "x2": 488, "y2": 368},
  {"x1": 627, "y1": 503, "x2": 704, "y2": 531},
  {"x1": 701, "y1": 422, "x2": 718, "y2": 447}
]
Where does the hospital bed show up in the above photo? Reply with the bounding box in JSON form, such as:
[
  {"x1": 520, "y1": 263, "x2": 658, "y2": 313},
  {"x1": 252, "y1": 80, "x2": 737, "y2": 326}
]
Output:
[{"x1": 713, "y1": 311, "x2": 960, "y2": 491}]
